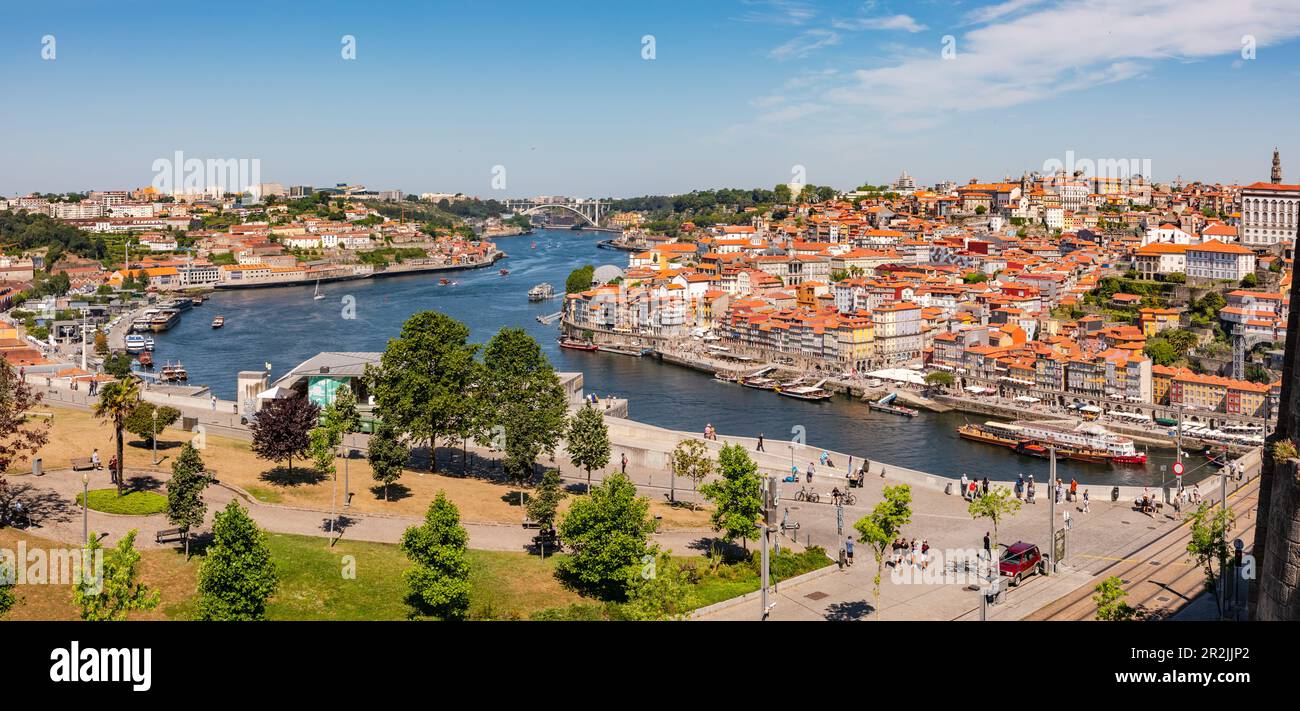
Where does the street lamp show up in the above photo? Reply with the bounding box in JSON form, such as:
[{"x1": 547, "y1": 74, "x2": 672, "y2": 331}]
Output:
[
  {"x1": 151, "y1": 407, "x2": 159, "y2": 465},
  {"x1": 81, "y1": 472, "x2": 88, "y2": 546}
]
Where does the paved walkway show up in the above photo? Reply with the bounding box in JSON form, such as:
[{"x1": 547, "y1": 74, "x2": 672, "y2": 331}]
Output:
[{"x1": 4, "y1": 466, "x2": 718, "y2": 556}]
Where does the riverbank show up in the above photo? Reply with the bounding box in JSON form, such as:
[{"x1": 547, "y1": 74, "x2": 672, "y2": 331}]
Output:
[{"x1": 213, "y1": 251, "x2": 505, "y2": 290}]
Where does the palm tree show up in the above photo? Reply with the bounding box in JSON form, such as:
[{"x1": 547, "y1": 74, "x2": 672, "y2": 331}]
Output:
[{"x1": 94, "y1": 378, "x2": 141, "y2": 497}]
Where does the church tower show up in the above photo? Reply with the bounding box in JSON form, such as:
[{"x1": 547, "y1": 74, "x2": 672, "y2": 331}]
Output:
[{"x1": 1272, "y1": 148, "x2": 1283, "y2": 184}]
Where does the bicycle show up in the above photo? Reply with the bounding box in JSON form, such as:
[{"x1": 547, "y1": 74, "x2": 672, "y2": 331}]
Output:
[{"x1": 793, "y1": 486, "x2": 820, "y2": 503}]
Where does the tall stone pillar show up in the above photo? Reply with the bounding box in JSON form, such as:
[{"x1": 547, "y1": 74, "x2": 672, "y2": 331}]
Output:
[{"x1": 1253, "y1": 222, "x2": 1300, "y2": 620}]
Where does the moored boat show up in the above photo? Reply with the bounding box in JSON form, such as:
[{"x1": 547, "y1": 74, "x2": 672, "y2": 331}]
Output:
[
  {"x1": 124, "y1": 334, "x2": 147, "y2": 353},
  {"x1": 159, "y1": 362, "x2": 189, "y2": 382},
  {"x1": 776, "y1": 384, "x2": 833, "y2": 401},
  {"x1": 558, "y1": 338, "x2": 599, "y2": 351},
  {"x1": 740, "y1": 376, "x2": 778, "y2": 390},
  {"x1": 137, "y1": 351, "x2": 153, "y2": 368}
]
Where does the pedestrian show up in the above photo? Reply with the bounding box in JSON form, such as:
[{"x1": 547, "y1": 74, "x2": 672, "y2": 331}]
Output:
[
  {"x1": 960, "y1": 473, "x2": 969, "y2": 500},
  {"x1": 968, "y1": 480, "x2": 978, "y2": 500},
  {"x1": 911, "y1": 539, "x2": 921, "y2": 569},
  {"x1": 1015, "y1": 473, "x2": 1024, "y2": 500},
  {"x1": 211, "y1": 394, "x2": 217, "y2": 411},
  {"x1": 756, "y1": 433, "x2": 765, "y2": 452},
  {"x1": 621, "y1": 452, "x2": 627, "y2": 474},
  {"x1": 845, "y1": 537, "x2": 854, "y2": 566},
  {"x1": 91, "y1": 448, "x2": 101, "y2": 470},
  {"x1": 1055, "y1": 479, "x2": 1063, "y2": 504},
  {"x1": 1082, "y1": 488, "x2": 1090, "y2": 514},
  {"x1": 806, "y1": 462, "x2": 814, "y2": 484},
  {"x1": 1027, "y1": 476, "x2": 1036, "y2": 504},
  {"x1": 1069, "y1": 477, "x2": 1078, "y2": 502},
  {"x1": 983, "y1": 531, "x2": 991, "y2": 556},
  {"x1": 921, "y1": 540, "x2": 930, "y2": 570},
  {"x1": 981, "y1": 477, "x2": 989, "y2": 497}
]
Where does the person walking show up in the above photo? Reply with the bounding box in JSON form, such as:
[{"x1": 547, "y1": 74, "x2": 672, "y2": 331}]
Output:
[
  {"x1": 211, "y1": 394, "x2": 217, "y2": 411},
  {"x1": 1027, "y1": 475, "x2": 1036, "y2": 504},
  {"x1": 920, "y1": 540, "x2": 930, "y2": 570},
  {"x1": 983, "y1": 531, "x2": 991, "y2": 557},
  {"x1": 1082, "y1": 488, "x2": 1090, "y2": 514},
  {"x1": 1069, "y1": 477, "x2": 1078, "y2": 503},
  {"x1": 960, "y1": 473, "x2": 969, "y2": 500},
  {"x1": 981, "y1": 477, "x2": 989, "y2": 497},
  {"x1": 845, "y1": 537, "x2": 854, "y2": 567},
  {"x1": 756, "y1": 433, "x2": 765, "y2": 452},
  {"x1": 806, "y1": 462, "x2": 814, "y2": 484},
  {"x1": 91, "y1": 448, "x2": 101, "y2": 470},
  {"x1": 620, "y1": 452, "x2": 627, "y2": 474},
  {"x1": 1015, "y1": 473, "x2": 1024, "y2": 500}
]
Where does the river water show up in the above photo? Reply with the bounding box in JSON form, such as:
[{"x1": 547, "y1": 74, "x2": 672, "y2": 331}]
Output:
[{"x1": 146, "y1": 229, "x2": 1195, "y2": 486}]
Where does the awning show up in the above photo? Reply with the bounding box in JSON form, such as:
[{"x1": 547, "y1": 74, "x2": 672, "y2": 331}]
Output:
[{"x1": 256, "y1": 386, "x2": 292, "y2": 400}]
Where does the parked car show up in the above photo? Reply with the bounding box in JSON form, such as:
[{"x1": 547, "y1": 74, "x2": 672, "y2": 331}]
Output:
[{"x1": 999, "y1": 541, "x2": 1046, "y2": 586}]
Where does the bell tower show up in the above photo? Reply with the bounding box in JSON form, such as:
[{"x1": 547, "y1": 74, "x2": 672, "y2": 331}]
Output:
[{"x1": 1271, "y1": 148, "x2": 1282, "y2": 184}]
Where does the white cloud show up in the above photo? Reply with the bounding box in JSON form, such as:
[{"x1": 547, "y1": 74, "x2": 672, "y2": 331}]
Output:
[
  {"x1": 738, "y1": 0, "x2": 817, "y2": 26},
  {"x1": 760, "y1": 0, "x2": 1300, "y2": 121},
  {"x1": 770, "y1": 29, "x2": 842, "y2": 60},
  {"x1": 961, "y1": 0, "x2": 1047, "y2": 26},
  {"x1": 832, "y1": 14, "x2": 927, "y2": 33}
]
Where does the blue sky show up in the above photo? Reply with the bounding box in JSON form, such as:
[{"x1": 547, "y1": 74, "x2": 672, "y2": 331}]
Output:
[{"x1": 3, "y1": 0, "x2": 1300, "y2": 198}]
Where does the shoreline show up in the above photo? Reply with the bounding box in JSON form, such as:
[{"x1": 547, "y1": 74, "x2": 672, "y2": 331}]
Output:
[{"x1": 211, "y1": 251, "x2": 505, "y2": 291}]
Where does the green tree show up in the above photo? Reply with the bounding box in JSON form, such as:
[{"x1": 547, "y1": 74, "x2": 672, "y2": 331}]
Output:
[
  {"x1": 367, "y1": 421, "x2": 409, "y2": 501},
  {"x1": 670, "y1": 438, "x2": 714, "y2": 502},
  {"x1": 0, "y1": 363, "x2": 50, "y2": 477},
  {"x1": 700, "y1": 443, "x2": 763, "y2": 552},
  {"x1": 565, "y1": 264, "x2": 595, "y2": 293},
  {"x1": 1186, "y1": 501, "x2": 1235, "y2": 618},
  {"x1": 124, "y1": 402, "x2": 180, "y2": 446},
  {"x1": 525, "y1": 468, "x2": 568, "y2": 534},
  {"x1": 0, "y1": 558, "x2": 18, "y2": 617},
  {"x1": 400, "y1": 491, "x2": 471, "y2": 620},
  {"x1": 622, "y1": 550, "x2": 689, "y2": 621},
  {"x1": 481, "y1": 328, "x2": 568, "y2": 484},
  {"x1": 368, "y1": 311, "x2": 479, "y2": 473},
  {"x1": 924, "y1": 370, "x2": 955, "y2": 391},
  {"x1": 93, "y1": 378, "x2": 141, "y2": 496},
  {"x1": 102, "y1": 353, "x2": 133, "y2": 380},
  {"x1": 967, "y1": 485, "x2": 1021, "y2": 553},
  {"x1": 165, "y1": 442, "x2": 209, "y2": 558},
  {"x1": 73, "y1": 530, "x2": 160, "y2": 621},
  {"x1": 566, "y1": 404, "x2": 611, "y2": 493},
  {"x1": 308, "y1": 425, "x2": 339, "y2": 478},
  {"x1": 854, "y1": 484, "x2": 913, "y2": 618},
  {"x1": 1240, "y1": 273, "x2": 1259, "y2": 288},
  {"x1": 197, "y1": 501, "x2": 280, "y2": 621},
  {"x1": 556, "y1": 472, "x2": 656, "y2": 600},
  {"x1": 1093, "y1": 576, "x2": 1140, "y2": 621}
]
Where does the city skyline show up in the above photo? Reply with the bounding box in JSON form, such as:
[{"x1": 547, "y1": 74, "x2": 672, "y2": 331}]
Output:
[{"x1": 4, "y1": 1, "x2": 1300, "y2": 197}]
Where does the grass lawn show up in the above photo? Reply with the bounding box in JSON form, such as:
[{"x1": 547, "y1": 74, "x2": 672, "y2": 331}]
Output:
[
  {"x1": 2, "y1": 526, "x2": 829, "y2": 621},
  {"x1": 75, "y1": 488, "x2": 168, "y2": 515}
]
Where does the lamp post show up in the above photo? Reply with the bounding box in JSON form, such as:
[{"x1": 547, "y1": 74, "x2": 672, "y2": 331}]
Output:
[
  {"x1": 151, "y1": 408, "x2": 158, "y2": 465},
  {"x1": 81, "y1": 473, "x2": 88, "y2": 546}
]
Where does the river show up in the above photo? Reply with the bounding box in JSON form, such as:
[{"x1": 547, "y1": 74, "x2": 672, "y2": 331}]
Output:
[{"x1": 145, "y1": 228, "x2": 1198, "y2": 487}]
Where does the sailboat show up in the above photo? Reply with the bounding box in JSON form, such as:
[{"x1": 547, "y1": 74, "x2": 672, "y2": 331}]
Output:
[{"x1": 313, "y1": 279, "x2": 325, "y2": 300}]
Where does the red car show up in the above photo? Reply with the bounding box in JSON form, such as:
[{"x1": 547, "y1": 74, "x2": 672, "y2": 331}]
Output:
[{"x1": 999, "y1": 541, "x2": 1046, "y2": 586}]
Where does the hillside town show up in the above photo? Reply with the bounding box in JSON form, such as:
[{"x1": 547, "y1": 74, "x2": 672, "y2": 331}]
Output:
[{"x1": 564, "y1": 158, "x2": 1294, "y2": 427}]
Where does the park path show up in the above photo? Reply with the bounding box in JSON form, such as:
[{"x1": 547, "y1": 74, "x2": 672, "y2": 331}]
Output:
[{"x1": 5, "y1": 466, "x2": 718, "y2": 556}]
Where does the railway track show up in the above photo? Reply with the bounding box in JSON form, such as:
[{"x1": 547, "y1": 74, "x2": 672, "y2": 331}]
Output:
[{"x1": 1026, "y1": 478, "x2": 1259, "y2": 621}]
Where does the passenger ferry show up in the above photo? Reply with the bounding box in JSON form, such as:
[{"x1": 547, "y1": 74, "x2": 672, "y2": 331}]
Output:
[
  {"x1": 775, "y1": 380, "x2": 833, "y2": 402},
  {"x1": 958, "y1": 421, "x2": 1145, "y2": 465},
  {"x1": 528, "y1": 283, "x2": 555, "y2": 301},
  {"x1": 147, "y1": 308, "x2": 182, "y2": 332},
  {"x1": 1013, "y1": 421, "x2": 1147, "y2": 464},
  {"x1": 124, "y1": 334, "x2": 148, "y2": 353},
  {"x1": 740, "y1": 376, "x2": 779, "y2": 390},
  {"x1": 131, "y1": 309, "x2": 160, "y2": 332}
]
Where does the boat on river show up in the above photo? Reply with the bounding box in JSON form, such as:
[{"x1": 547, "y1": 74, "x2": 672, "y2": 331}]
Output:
[
  {"x1": 528, "y1": 283, "x2": 555, "y2": 301},
  {"x1": 558, "y1": 338, "x2": 599, "y2": 351},
  {"x1": 159, "y1": 362, "x2": 189, "y2": 382},
  {"x1": 775, "y1": 379, "x2": 833, "y2": 401},
  {"x1": 957, "y1": 421, "x2": 1144, "y2": 465},
  {"x1": 212, "y1": 316, "x2": 225, "y2": 329},
  {"x1": 867, "y1": 392, "x2": 918, "y2": 417}
]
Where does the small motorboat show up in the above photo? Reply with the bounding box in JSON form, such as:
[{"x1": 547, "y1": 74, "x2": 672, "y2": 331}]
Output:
[
  {"x1": 531, "y1": 242, "x2": 537, "y2": 249},
  {"x1": 499, "y1": 269, "x2": 510, "y2": 276},
  {"x1": 313, "y1": 279, "x2": 325, "y2": 300},
  {"x1": 144, "y1": 336, "x2": 155, "y2": 351},
  {"x1": 211, "y1": 316, "x2": 225, "y2": 329},
  {"x1": 439, "y1": 278, "x2": 451, "y2": 286}
]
